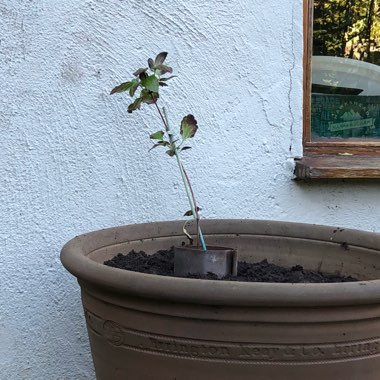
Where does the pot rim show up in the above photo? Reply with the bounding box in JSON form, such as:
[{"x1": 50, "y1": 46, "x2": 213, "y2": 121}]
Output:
[{"x1": 61, "y1": 219, "x2": 380, "y2": 307}]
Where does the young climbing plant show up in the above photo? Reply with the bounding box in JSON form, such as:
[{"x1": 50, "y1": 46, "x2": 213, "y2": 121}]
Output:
[{"x1": 110, "y1": 52, "x2": 207, "y2": 251}]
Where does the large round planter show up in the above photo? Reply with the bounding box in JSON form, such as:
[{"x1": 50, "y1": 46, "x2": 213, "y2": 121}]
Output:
[{"x1": 61, "y1": 219, "x2": 380, "y2": 380}]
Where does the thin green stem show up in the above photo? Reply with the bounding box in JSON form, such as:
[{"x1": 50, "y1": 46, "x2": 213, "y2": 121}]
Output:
[
  {"x1": 154, "y1": 101, "x2": 170, "y2": 133},
  {"x1": 159, "y1": 106, "x2": 207, "y2": 251},
  {"x1": 174, "y1": 148, "x2": 207, "y2": 252}
]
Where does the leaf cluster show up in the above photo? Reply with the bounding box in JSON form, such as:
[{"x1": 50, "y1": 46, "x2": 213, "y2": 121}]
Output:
[
  {"x1": 110, "y1": 52, "x2": 175, "y2": 113},
  {"x1": 149, "y1": 113, "x2": 198, "y2": 157},
  {"x1": 110, "y1": 52, "x2": 199, "y2": 158}
]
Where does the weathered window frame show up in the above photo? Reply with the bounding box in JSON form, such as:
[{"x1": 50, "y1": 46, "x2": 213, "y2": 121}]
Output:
[{"x1": 295, "y1": 0, "x2": 380, "y2": 179}]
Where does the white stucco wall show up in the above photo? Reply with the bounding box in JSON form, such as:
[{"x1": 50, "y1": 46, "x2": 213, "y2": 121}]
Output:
[{"x1": 1, "y1": 0, "x2": 380, "y2": 378}]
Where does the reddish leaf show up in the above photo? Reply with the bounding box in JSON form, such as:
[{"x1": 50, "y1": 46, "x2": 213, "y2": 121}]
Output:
[
  {"x1": 149, "y1": 141, "x2": 169, "y2": 151},
  {"x1": 159, "y1": 75, "x2": 177, "y2": 82},
  {"x1": 183, "y1": 207, "x2": 201, "y2": 216},
  {"x1": 155, "y1": 64, "x2": 173, "y2": 75},
  {"x1": 110, "y1": 81, "x2": 133, "y2": 95},
  {"x1": 127, "y1": 97, "x2": 142, "y2": 113},
  {"x1": 133, "y1": 68, "x2": 148, "y2": 77},
  {"x1": 129, "y1": 80, "x2": 140, "y2": 97},
  {"x1": 148, "y1": 58, "x2": 155, "y2": 70},
  {"x1": 155, "y1": 52, "x2": 168, "y2": 65},
  {"x1": 180, "y1": 114, "x2": 198, "y2": 139}
]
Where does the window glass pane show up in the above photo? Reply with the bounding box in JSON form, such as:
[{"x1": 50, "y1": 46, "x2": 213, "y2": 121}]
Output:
[{"x1": 311, "y1": 0, "x2": 380, "y2": 140}]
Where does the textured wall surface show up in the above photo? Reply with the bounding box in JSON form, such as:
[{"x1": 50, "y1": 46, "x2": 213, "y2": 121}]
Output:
[{"x1": 1, "y1": 0, "x2": 380, "y2": 378}]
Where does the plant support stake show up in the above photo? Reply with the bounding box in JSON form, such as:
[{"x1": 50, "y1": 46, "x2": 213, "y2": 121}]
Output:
[{"x1": 162, "y1": 107, "x2": 207, "y2": 251}]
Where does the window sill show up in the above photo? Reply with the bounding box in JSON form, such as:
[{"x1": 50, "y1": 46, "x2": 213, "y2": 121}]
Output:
[{"x1": 294, "y1": 155, "x2": 380, "y2": 180}]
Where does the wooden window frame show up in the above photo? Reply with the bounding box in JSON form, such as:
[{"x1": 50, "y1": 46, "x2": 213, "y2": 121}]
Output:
[{"x1": 295, "y1": 0, "x2": 380, "y2": 179}]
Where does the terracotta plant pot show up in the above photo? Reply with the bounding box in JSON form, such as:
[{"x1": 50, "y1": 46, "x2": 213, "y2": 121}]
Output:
[{"x1": 60, "y1": 219, "x2": 380, "y2": 380}]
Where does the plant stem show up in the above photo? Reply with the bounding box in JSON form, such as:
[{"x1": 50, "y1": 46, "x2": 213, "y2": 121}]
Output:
[
  {"x1": 174, "y1": 151, "x2": 207, "y2": 252},
  {"x1": 181, "y1": 163, "x2": 201, "y2": 247},
  {"x1": 153, "y1": 101, "x2": 206, "y2": 251},
  {"x1": 153, "y1": 101, "x2": 169, "y2": 133}
]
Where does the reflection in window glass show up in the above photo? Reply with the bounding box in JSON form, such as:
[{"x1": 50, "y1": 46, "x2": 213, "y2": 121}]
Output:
[{"x1": 311, "y1": 0, "x2": 380, "y2": 140}]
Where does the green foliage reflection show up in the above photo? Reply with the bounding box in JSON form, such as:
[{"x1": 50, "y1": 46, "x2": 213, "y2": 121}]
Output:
[{"x1": 314, "y1": 0, "x2": 380, "y2": 65}]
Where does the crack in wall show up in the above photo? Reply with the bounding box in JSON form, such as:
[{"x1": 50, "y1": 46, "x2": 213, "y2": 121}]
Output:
[{"x1": 248, "y1": 82, "x2": 283, "y2": 129}]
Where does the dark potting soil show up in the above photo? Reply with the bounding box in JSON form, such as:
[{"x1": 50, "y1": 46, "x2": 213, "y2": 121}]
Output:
[{"x1": 104, "y1": 248, "x2": 358, "y2": 283}]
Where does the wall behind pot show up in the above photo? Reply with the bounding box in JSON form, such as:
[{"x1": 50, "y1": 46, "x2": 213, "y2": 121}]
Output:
[{"x1": 1, "y1": 0, "x2": 379, "y2": 378}]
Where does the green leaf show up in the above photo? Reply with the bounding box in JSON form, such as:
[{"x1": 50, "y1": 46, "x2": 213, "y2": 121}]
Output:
[
  {"x1": 127, "y1": 97, "x2": 143, "y2": 113},
  {"x1": 133, "y1": 68, "x2": 148, "y2": 77},
  {"x1": 180, "y1": 114, "x2": 198, "y2": 140},
  {"x1": 110, "y1": 81, "x2": 133, "y2": 95},
  {"x1": 155, "y1": 52, "x2": 168, "y2": 66},
  {"x1": 149, "y1": 141, "x2": 169, "y2": 151},
  {"x1": 165, "y1": 148, "x2": 176, "y2": 157},
  {"x1": 159, "y1": 76, "x2": 177, "y2": 82},
  {"x1": 141, "y1": 75, "x2": 159, "y2": 93},
  {"x1": 140, "y1": 89, "x2": 158, "y2": 104},
  {"x1": 180, "y1": 146, "x2": 192, "y2": 151},
  {"x1": 155, "y1": 64, "x2": 173, "y2": 75},
  {"x1": 129, "y1": 79, "x2": 140, "y2": 97},
  {"x1": 150, "y1": 131, "x2": 164, "y2": 140},
  {"x1": 183, "y1": 207, "x2": 201, "y2": 216}
]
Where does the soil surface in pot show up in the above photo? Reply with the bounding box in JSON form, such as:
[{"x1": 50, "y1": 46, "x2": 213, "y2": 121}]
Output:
[{"x1": 104, "y1": 248, "x2": 358, "y2": 283}]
